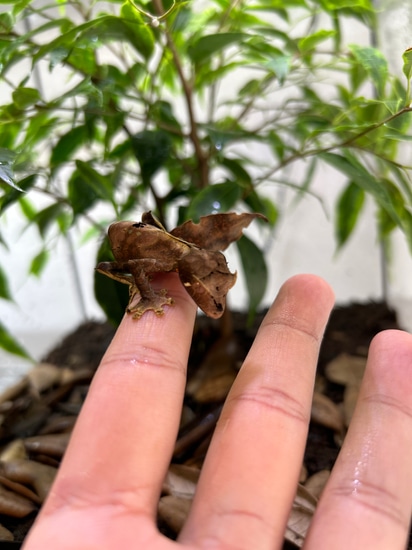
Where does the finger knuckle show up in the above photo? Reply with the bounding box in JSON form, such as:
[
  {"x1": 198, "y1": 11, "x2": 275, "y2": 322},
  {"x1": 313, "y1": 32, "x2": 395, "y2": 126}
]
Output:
[
  {"x1": 229, "y1": 384, "x2": 309, "y2": 426},
  {"x1": 329, "y1": 480, "x2": 408, "y2": 529}
]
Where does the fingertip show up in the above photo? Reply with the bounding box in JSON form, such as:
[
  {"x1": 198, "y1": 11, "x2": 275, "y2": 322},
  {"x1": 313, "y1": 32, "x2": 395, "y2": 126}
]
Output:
[
  {"x1": 367, "y1": 329, "x2": 412, "y2": 377},
  {"x1": 278, "y1": 274, "x2": 335, "y2": 310},
  {"x1": 369, "y1": 329, "x2": 412, "y2": 354},
  {"x1": 266, "y1": 275, "x2": 335, "y2": 339}
]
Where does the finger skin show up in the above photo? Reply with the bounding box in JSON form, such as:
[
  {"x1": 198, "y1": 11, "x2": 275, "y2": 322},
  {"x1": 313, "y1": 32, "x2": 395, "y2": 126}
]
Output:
[
  {"x1": 179, "y1": 274, "x2": 335, "y2": 550},
  {"x1": 23, "y1": 273, "x2": 197, "y2": 549},
  {"x1": 305, "y1": 330, "x2": 412, "y2": 550}
]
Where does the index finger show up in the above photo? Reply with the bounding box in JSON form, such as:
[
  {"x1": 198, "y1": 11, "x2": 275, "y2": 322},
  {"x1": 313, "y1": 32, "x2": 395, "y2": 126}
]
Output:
[{"x1": 36, "y1": 273, "x2": 197, "y2": 518}]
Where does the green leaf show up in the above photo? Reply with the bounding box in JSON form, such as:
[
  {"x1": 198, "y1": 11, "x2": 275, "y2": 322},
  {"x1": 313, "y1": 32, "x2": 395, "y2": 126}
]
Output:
[
  {"x1": 243, "y1": 193, "x2": 279, "y2": 227},
  {"x1": 120, "y1": 2, "x2": 155, "y2": 59},
  {"x1": 0, "y1": 264, "x2": 11, "y2": 301},
  {"x1": 236, "y1": 235, "x2": 268, "y2": 321},
  {"x1": 0, "y1": 163, "x2": 22, "y2": 191},
  {"x1": 34, "y1": 203, "x2": 65, "y2": 238},
  {"x1": 188, "y1": 33, "x2": 247, "y2": 64},
  {"x1": 0, "y1": 147, "x2": 26, "y2": 192},
  {"x1": 264, "y1": 55, "x2": 291, "y2": 84},
  {"x1": 382, "y1": 129, "x2": 412, "y2": 142},
  {"x1": 402, "y1": 48, "x2": 412, "y2": 81},
  {"x1": 0, "y1": 320, "x2": 31, "y2": 360},
  {"x1": 75, "y1": 161, "x2": 114, "y2": 204},
  {"x1": 350, "y1": 45, "x2": 388, "y2": 98},
  {"x1": 221, "y1": 158, "x2": 252, "y2": 187},
  {"x1": 238, "y1": 79, "x2": 261, "y2": 97},
  {"x1": 0, "y1": 12, "x2": 14, "y2": 32},
  {"x1": 148, "y1": 100, "x2": 182, "y2": 137},
  {"x1": 47, "y1": 77, "x2": 95, "y2": 105},
  {"x1": 21, "y1": 17, "x2": 73, "y2": 44},
  {"x1": 29, "y1": 249, "x2": 49, "y2": 277},
  {"x1": 203, "y1": 120, "x2": 253, "y2": 149},
  {"x1": 51, "y1": 126, "x2": 90, "y2": 167},
  {"x1": 268, "y1": 131, "x2": 286, "y2": 160},
  {"x1": 35, "y1": 15, "x2": 154, "y2": 65},
  {"x1": 335, "y1": 181, "x2": 365, "y2": 248},
  {"x1": 23, "y1": 112, "x2": 59, "y2": 151},
  {"x1": 12, "y1": 87, "x2": 41, "y2": 109},
  {"x1": 66, "y1": 46, "x2": 98, "y2": 76},
  {"x1": 402, "y1": 47, "x2": 412, "y2": 104},
  {"x1": 0, "y1": 174, "x2": 36, "y2": 215},
  {"x1": 94, "y1": 237, "x2": 129, "y2": 326},
  {"x1": 19, "y1": 195, "x2": 37, "y2": 221},
  {"x1": 68, "y1": 169, "x2": 99, "y2": 216},
  {"x1": 12, "y1": 0, "x2": 32, "y2": 15},
  {"x1": 376, "y1": 180, "x2": 412, "y2": 252},
  {"x1": 186, "y1": 181, "x2": 242, "y2": 221},
  {"x1": 319, "y1": 0, "x2": 374, "y2": 10},
  {"x1": 385, "y1": 162, "x2": 412, "y2": 204},
  {"x1": 131, "y1": 130, "x2": 172, "y2": 183},
  {"x1": 321, "y1": 152, "x2": 407, "y2": 234},
  {"x1": 298, "y1": 30, "x2": 336, "y2": 54},
  {"x1": 321, "y1": 152, "x2": 381, "y2": 195}
]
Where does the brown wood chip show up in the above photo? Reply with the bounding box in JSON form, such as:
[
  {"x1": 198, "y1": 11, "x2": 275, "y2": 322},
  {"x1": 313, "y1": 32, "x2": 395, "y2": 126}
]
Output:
[{"x1": 0, "y1": 484, "x2": 36, "y2": 518}]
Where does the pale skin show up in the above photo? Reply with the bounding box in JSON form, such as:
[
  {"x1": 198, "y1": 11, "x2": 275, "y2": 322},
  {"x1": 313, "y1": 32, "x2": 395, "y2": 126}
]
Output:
[{"x1": 23, "y1": 274, "x2": 412, "y2": 549}]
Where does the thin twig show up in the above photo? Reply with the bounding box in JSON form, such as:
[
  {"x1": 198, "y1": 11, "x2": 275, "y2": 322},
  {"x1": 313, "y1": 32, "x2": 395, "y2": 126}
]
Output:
[
  {"x1": 257, "y1": 106, "x2": 412, "y2": 183},
  {"x1": 151, "y1": 0, "x2": 209, "y2": 188}
]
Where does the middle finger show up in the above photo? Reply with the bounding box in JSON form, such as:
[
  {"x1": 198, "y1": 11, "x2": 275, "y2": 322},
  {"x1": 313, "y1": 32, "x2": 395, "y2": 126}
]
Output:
[{"x1": 180, "y1": 274, "x2": 335, "y2": 549}]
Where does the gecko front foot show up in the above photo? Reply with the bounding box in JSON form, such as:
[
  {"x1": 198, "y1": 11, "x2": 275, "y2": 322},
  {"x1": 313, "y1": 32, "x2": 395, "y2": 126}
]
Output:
[{"x1": 127, "y1": 288, "x2": 174, "y2": 319}]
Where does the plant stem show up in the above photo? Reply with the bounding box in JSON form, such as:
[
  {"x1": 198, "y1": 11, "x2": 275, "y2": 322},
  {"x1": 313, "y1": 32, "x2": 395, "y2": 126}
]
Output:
[
  {"x1": 258, "y1": 106, "x2": 412, "y2": 183},
  {"x1": 152, "y1": 0, "x2": 209, "y2": 188},
  {"x1": 65, "y1": 230, "x2": 88, "y2": 321}
]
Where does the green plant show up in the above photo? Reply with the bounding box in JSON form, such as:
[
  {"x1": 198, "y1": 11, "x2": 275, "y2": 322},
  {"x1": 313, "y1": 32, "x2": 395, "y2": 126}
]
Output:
[{"x1": 1, "y1": 0, "x2": 412, "y2": 357}]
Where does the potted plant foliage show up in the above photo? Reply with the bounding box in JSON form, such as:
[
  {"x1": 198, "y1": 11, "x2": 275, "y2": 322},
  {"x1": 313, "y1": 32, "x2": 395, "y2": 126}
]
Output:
[
  {"x1": 1, "y1": 0, "x2": 412, "y2": 348},
  {"x1": 0, "y1": 0, "x2": 412, "y2": 545}
]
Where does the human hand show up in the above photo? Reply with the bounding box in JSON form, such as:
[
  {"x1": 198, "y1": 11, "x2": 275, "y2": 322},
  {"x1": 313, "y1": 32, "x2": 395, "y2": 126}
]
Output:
[{"x1": 23, "y1": 274, "x2": 412, "y2": 549}]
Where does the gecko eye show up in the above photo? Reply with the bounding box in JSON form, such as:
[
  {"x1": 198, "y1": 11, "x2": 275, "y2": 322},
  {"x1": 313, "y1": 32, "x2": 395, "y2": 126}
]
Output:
[{"x1": 133, "y1": 222, "x2": 146, "y2": 228}]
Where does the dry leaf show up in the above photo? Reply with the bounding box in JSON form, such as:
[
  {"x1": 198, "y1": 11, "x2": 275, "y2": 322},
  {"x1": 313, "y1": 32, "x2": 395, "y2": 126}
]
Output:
[
  {"x1": 0, "y1": 484, "x2": 36, "y2": 517},
  {"x1": 158, "y1": 495, "x2": 192, "y2": 533},
  {"x1": 0, "y1": 523, "x2": 13, "y2": 541},
  {"x1": 186, "y1": 336, "x2": 238, "y2": 403},
  {"x1": 285, "y1": 484, "x2": 317, "y2": 548},
  {"x1": 24, "y1": 433, "x2": 71, "y2": 458},
  {"x1": 343, "y1": 384, "x2": 361, "y2": 426},
  {"x1": 299, "y1": 463, "x2": 308, "y2": 484},
  {"x1": 325, "y1": 353, "x2": 366, "y2": 386},
  {"x1": 39, "y1": 415, "x2": 77, "y2": 435},
  {"x1": 325, "y1": 354, "x2": 366, "y2": 427},
  {"x1": 311, "y1": 392, "x2": 345, "y2": 433},
  {"x1": 0, "y1": 475, "x2": 41, "y2": 505},
  {"x1": 0, "y1": 378, "x2": 28, "y2": 407},
  {"x1": 193, "y1": 371, "x2": 237, "y2": 403},
  {"x1": 0, "y1": 440, "x2": 27, "y2": 463},
  {"x1": 27, "y1": 363, "x2": 62, "y2": 394},
  {"x1": 0, "y1": 459, "x2": 57, "y2": 502},
  {"x1": 162, "y1": 464, "x2": 199, "y2": 499},
  {"x1": 305, "y1": 470, "x2": 330, "y2": 499},
  {"x1": 59, "y1": 367, "x2": 94, "y2": 385}
]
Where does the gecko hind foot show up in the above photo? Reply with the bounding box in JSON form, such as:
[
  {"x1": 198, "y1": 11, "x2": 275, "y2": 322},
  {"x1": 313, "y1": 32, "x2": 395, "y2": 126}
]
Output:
[{"x1": 127, "y1": 289, "x2": 174, "y2": 319}]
